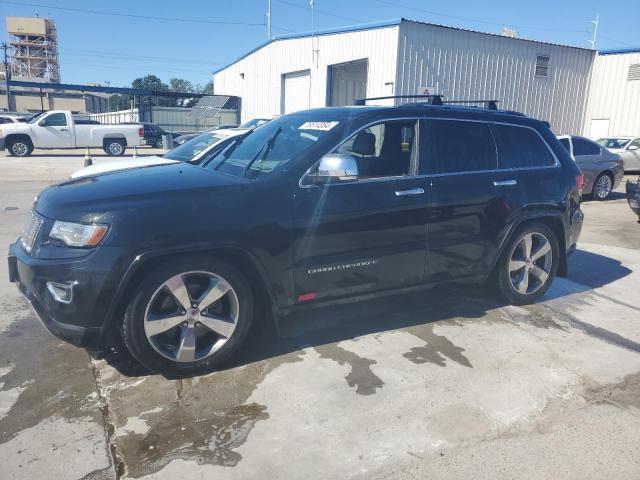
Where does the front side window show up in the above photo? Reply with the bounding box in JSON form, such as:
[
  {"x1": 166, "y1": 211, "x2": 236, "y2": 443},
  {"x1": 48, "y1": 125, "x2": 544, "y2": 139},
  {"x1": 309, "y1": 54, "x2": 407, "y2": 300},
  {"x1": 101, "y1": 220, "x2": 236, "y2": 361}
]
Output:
[
  {"x1": 41, "y1": 113, "x2": 67, "y2": 127},
  {"x1": 628, "y1": 139, "x2": 640, "y2": 150},
  {"x1": 492, "y1": 124, "x2": 555, "y2": 169},
  {"x1": 571, "y1": 138, "x2": 601, "y2": 156},
  {"x1": 207, "y1": 115, "x2": 345, "y2": 178},
  {"x1": 420, "y1": 120, "x2": 497, "y2": 174},
  {"x1": 336, "y1": 120, "x2": 417, "y2": 178}
]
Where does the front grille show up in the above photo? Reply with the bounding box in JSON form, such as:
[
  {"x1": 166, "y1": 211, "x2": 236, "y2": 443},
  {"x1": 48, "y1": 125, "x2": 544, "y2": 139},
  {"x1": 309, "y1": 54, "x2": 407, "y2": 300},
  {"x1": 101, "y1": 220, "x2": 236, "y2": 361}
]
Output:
[{"x1": 20, "y1": 210, "x2": 43, "y2": 254}]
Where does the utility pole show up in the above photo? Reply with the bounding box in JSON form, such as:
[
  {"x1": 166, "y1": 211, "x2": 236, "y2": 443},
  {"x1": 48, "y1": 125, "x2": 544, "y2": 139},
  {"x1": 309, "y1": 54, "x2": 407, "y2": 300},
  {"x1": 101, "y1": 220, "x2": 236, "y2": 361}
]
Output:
[
  {"x1": 589, "y1": 13, "x2": 599, "y2": 50},
  {"x1": 105, "y1": 80, "x2": 111, "y2": 112},
  {"x1": 266, "y1": 0, "x2": 272, "y2": 39},
  {"x1": 2, "y1": 42, "x2": 13, "y2": 112}
]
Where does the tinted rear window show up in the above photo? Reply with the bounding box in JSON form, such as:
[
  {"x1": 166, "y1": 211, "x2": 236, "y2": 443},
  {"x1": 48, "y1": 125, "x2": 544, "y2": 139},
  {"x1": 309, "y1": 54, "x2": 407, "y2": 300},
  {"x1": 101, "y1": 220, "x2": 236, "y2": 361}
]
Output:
[
  {"x1": 421, "y1": 120, "x2": 497, "y2": 174},
  {"x1": 572, "y1": 138, "x2": 601, "y2": 156},
  {"x1": 492, "y1": 124, "x2": 555, "y2": 169}
]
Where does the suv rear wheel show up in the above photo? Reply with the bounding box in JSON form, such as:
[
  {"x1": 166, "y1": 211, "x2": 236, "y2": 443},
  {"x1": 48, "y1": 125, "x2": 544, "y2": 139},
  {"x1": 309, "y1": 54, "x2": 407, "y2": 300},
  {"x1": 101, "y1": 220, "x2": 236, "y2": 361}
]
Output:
[
  {"x1": 123, "y1": 257, "x2": 254, "y2": 376},
  {"x1": 495, "y1": 223, "x2": 559, "y2": 305}
]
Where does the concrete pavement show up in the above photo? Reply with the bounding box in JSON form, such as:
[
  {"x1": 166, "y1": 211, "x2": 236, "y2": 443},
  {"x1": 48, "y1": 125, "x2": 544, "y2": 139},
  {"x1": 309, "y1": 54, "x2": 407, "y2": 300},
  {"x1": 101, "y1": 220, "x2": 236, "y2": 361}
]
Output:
[{"x1": 0, "y1": 152, "x2": 638, "y2": 479}]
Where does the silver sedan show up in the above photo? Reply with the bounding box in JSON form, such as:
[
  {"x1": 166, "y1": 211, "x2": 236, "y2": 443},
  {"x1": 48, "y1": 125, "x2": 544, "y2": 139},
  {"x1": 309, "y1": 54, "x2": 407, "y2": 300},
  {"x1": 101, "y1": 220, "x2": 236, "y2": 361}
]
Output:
[{"x1": 557, "y1": 135, "x2": 625, "y2": 200}]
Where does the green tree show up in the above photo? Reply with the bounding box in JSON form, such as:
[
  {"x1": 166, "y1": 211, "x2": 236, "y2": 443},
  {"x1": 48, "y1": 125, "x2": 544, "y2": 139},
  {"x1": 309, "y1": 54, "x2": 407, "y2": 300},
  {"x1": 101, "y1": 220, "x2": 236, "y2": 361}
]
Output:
[
  {"x1": 169, "y1": 78, "x2": 195, "y2": 93},
  {"x1": 132, "y1": 74, "x2": 174, "y2": 107}
]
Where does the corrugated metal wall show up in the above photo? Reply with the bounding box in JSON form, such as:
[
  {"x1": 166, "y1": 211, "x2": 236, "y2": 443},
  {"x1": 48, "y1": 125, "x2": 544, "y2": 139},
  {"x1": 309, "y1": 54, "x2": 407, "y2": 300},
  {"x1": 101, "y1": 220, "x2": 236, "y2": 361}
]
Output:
[
  {"x1": 395, "y1": 21, "x2": 595, "y2": 135},
  {"x1": 213, "y1": 26, "x2": 399, "y2": 122},
  {"x1": 90, "y1": 107, "x2": 238, "y2": 132},
  {"x1": 584, "y1": 52, "x2": 640, "y2": 137}
]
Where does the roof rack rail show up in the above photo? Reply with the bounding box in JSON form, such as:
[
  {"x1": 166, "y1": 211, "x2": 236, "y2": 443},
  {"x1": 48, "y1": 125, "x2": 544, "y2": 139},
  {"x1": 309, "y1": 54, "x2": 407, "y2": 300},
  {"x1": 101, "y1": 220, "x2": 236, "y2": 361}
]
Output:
[
  {"x1": 353, "y1": 94, "x2": 444, "y2": 106},
  {"x1": 442, "y1": 99, "x2": 499, "y2": 110}
]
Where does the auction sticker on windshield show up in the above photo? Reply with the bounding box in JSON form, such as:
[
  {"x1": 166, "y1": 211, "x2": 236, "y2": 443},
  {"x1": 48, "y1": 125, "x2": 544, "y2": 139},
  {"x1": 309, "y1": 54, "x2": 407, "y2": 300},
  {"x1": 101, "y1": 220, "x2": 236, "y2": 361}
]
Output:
[{"x1": 299, "y1": 121, "x2": 339, "y2": 131}]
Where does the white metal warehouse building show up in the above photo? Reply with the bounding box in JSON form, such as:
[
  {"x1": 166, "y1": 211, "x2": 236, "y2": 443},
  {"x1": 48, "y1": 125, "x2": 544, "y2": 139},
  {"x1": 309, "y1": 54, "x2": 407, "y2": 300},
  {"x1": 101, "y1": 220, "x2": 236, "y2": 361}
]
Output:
[{"x1": 213, "y1": 18, "x2": 598, "y2": 135}]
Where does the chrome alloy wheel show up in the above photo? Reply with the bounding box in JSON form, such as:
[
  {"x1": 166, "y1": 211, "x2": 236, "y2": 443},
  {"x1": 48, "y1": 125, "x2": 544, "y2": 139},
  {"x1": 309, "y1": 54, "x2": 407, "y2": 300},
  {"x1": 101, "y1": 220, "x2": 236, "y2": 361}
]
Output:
[
  {"x1": 144, "y1": 271, "x2": 239, "y2": 363},
  {"x1": 108, "y1": 142, "x2": 124, "y2": 155},
  {"x1": 594, "y1": 174, "x2": 612, "y2": 199},
  {"x1": 11, "y1": 142, "x2": 28, "y2": 156},
  {"x1": 508, "y1": 232, "x2": 553, "y2": 295}
]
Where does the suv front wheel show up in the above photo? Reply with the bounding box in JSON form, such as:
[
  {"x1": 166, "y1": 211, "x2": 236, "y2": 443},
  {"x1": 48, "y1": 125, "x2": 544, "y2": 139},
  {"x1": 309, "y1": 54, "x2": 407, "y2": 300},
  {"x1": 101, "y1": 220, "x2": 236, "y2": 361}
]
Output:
[
  {"x1": 495, "y1": 223, "x2": 559, "y2": 305},
  {"x1": 123, "y1": 257, "x2": 254, "y2": 376}
]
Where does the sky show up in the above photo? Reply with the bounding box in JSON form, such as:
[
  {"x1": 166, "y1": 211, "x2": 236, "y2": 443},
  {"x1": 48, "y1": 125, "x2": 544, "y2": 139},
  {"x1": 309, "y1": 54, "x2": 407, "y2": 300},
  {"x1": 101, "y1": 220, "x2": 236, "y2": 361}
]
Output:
[{"x1": 1, "y1": 0, "x2": 638, "y2": 88}]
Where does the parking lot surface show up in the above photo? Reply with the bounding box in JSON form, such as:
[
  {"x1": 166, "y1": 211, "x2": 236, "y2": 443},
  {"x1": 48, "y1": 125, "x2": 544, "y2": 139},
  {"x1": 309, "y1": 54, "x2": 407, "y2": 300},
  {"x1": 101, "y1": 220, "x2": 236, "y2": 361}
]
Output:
[{"x1": 1, "y1": 151, "x2": 639, "y2": 479}]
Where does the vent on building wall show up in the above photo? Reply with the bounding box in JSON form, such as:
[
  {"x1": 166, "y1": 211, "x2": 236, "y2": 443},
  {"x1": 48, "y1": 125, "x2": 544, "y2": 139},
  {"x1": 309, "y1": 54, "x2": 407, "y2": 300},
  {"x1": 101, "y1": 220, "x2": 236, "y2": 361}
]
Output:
[
  {"x1": 628, "y1": 64, "x2": 640, "y2": 81},
  {"x1": 535, "y1": 55, "x2": 550, "y2": 77}
]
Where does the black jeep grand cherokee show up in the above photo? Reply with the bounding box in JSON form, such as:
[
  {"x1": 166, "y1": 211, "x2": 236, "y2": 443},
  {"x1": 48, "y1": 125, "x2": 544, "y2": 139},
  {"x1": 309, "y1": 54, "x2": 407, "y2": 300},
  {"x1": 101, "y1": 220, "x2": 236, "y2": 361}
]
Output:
[{"x1": 8, "y1": 101, "x2": 584, "y2": 376}]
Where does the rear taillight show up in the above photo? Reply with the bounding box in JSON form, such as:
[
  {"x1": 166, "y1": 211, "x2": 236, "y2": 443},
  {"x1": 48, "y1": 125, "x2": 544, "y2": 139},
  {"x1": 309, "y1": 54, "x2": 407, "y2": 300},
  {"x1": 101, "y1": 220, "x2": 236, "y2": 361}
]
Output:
[
  {"x1": 138, "y1": 127, "x2": 144, "y2": 137},
  {"x1": 575, "y1": 174, "x2": 585, "y2": 190}
]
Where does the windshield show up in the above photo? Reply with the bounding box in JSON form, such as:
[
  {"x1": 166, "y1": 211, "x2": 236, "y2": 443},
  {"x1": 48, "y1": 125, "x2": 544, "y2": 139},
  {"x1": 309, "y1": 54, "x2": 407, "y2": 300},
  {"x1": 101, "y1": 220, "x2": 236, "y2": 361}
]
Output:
[
  {"x1": 26, "y1": 112, "x2": 46, "y2": 124},
  {"x1": 596, "y1": 138, "x2": 631, "y2": 149},
  {"x1": 240, "y1": 118, "x2": 271, "y2": 129},
  {"x1": 163, "y1": 133, "x2": 227, "y2": 162},
  {"x1": 206, "y1": 115, "x2": 344, "y2": 178}
]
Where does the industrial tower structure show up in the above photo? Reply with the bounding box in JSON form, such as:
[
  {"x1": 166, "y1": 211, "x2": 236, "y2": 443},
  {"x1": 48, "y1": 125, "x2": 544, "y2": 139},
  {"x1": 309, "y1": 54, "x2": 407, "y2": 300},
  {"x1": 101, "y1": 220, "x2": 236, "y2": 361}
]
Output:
[{"x1": 6, "y1": 16, "x2": 60, "y2": 82}]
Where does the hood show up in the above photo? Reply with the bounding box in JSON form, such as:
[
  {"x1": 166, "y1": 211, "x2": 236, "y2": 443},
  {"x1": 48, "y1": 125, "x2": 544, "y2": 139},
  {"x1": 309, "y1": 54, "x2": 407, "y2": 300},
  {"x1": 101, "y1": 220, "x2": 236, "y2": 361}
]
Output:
[
  {"x1": 0, "y1": 123, "x2": 23, "y2": 134},
  {"x1": 70, "y1": 156, "x2": 178, "y2": 178},
  {"x1": 36, "y1": 161, "x2": 247, "y2": 221}
]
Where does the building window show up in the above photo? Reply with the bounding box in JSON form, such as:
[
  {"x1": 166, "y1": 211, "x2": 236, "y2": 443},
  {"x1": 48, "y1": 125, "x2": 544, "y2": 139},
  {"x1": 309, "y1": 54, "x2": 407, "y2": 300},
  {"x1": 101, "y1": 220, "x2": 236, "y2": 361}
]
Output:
[
  {"x1": 628, "y1": 64, "x2": 640, "y2": 81},
  {"x1": 535, "y1": 55, "x2": 550, "y2": 78}
]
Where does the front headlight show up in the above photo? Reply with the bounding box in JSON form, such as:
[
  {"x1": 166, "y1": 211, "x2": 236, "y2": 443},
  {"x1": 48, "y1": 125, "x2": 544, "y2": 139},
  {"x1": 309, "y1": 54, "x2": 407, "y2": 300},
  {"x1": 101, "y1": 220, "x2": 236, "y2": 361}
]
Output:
[{"x1": 49, "y1": 221, "x2": 109, "y2": 247}]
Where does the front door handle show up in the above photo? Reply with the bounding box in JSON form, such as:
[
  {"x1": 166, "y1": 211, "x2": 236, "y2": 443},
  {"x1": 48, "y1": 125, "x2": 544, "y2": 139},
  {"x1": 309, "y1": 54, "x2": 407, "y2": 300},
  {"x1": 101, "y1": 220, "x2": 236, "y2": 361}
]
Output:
[
  {"x1": 59, "y1": 128, "x2": 69, "y2": 132},
  {"x1": 494, "y1": 179, "x2": 517, "y2": 187},
  {"x1": 395, "y1": 187, "x2": 425, "y2": 196}
]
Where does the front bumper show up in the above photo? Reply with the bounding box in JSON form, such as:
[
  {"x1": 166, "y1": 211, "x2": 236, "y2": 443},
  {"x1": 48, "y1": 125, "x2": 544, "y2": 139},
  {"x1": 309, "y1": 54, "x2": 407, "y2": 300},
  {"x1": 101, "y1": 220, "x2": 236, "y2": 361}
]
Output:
[
  {"x1": 0, "y1": 137, "x2": 5, "y2": 151},
  {"x1": 8, "y1": 241, "x2": 127, "y2": 349}
]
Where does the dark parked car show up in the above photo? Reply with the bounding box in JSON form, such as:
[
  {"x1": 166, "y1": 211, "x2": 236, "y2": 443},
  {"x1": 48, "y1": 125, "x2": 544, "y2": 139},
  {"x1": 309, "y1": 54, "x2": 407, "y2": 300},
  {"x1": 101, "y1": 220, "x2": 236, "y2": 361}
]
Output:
[
  {"x1": 8, "y1": 98, "x2": 584, "y2": 376},
  {"x1": 124, "y1": 122, "x2": 179, "y2": 148},
  {"x1": 627, "y1": 177, "x2": 640, "y2": 222}
]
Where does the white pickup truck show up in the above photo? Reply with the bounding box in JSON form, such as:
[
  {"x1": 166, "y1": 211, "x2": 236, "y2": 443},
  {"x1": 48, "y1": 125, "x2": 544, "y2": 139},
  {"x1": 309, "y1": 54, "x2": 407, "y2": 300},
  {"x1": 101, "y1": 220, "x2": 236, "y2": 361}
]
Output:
[{"x1": 0, "y1": 110, "x2": 144, "y2": 157}]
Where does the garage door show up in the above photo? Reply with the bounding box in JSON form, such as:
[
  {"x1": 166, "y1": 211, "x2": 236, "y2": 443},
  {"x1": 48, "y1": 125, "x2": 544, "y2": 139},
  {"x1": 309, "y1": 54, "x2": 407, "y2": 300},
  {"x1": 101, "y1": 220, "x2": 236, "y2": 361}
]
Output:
[
  {"x1": 282, "y1": 70, "x2": 311, "y2": 114},
  {"x1": 329, "y1": 59, "x2": 368, "y2": 107}
]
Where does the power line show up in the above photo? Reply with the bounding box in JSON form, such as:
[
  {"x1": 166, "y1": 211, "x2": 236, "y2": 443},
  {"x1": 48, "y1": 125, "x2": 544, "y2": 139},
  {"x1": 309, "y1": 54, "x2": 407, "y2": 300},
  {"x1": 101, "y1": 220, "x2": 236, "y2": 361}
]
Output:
[
  {"x1": 371, "y1": 0, "x2": 590, "y2": 34},
  {"x1": 60, "y1": 48, "x2": 224, "y2": 65},
  {"x1": 0, "y1": 0, "x2": 293, "y2": 31},
  {"x1": 274, "y1": 0, "x2": 361, "y2": 22},
  {"x1": 61, "y1": 60, "x2": 212, "y2": 75}
]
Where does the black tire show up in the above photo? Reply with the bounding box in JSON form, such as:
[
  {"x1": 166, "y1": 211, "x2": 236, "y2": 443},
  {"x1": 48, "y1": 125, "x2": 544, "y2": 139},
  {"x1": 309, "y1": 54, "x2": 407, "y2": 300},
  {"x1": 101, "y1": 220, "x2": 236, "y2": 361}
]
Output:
[
  {"x1": 103, "y1": 139, "x2": 126, "y2": 156},
  {"x1": 7, "y1": 138, "x2": 33, "y2": 157},
  {"x1": 494, "y1": 222, "x2": 559, "y2": 305},
  {"x1": 122, "y1": 256, "x2": 254, "y2": 377},
  {"x1": 154, "y1": 137, "x2": 163, "y2": 148},
  {"x1": 592, "y1": 172, "x2": 613, "y2": 200}
]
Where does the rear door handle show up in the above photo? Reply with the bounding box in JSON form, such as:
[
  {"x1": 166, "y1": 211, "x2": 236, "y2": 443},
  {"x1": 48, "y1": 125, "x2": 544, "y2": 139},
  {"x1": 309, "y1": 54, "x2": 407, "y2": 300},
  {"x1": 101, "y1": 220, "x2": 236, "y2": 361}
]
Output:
[
  {"x1": 395, "y1": 187, "x2": 425, "y2": 196},
  {"x1": 59, "y1": 128, "x2": 69, "y2": 132},
  {"x1": 493, "y1": 179, "x2": 517, "y2": 187}
]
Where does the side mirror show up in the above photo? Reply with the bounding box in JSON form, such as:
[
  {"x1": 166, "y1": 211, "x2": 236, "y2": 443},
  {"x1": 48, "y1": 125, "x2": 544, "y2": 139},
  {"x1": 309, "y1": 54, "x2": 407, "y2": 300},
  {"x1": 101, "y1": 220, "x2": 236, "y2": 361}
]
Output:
[
  {"x1": 628, "y1": 145, "x2": 639, "y2": 151},
  {"x1": 307, "y1": 154, "x2": 358, "y2": 185}
]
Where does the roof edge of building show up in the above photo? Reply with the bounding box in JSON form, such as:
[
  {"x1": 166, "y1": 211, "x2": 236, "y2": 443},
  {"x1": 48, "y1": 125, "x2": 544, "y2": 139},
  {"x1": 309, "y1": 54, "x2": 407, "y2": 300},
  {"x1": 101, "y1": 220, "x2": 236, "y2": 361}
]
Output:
[
  {"x1": 212, "y1": 17, "x2": 596, "y2": 77},
  {"x1": 212, "y1": 19, "x2": 402, "y2": 75},
  {"x1": 598, "y1": 47, "x2": 640, "y2": 55}
]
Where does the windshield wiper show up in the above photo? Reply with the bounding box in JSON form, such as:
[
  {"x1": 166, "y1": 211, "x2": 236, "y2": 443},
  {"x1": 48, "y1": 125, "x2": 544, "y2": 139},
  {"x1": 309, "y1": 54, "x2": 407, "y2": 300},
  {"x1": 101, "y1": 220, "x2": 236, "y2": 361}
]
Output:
[
  {"x1": 243, "y1": 127, "x2": 282, "y2": 177},
  {"x1": 212, "y1": 129, "x2": 255, "y2": 171}
]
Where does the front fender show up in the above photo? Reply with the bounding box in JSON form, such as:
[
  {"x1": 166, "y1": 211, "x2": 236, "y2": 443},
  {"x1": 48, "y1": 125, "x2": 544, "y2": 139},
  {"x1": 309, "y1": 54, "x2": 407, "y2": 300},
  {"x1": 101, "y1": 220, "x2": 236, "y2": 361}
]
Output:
[{"x1": 98, "y1": 243, "x2": 278, "y2": 347}]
